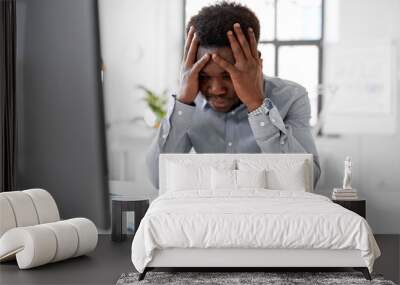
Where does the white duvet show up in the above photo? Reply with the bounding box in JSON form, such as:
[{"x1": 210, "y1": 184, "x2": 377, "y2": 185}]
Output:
[{"x1": 131, "y1": 190, "x2": 380, "y2": 273}]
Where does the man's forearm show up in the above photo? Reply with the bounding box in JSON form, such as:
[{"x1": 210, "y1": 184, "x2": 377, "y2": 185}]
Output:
[
  {"x1": 160, "y1": 98, "x2": 195, "y2": 152},
  {"x1": 248, "y1": 105, "x2": 321, "y2": 188},
  {"x1": 145, "y1": 96, "x2": 195, "y2": 189}
]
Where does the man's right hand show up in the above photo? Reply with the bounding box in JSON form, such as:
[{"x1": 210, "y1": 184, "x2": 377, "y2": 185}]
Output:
[{"x1": 177, "y1": 26, "x2": 210, "y2": 105}]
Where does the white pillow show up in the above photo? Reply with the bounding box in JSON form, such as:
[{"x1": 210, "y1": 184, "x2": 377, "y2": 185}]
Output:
[
  {"x1": 211, "y1": 168, "x2": 236, "y2": 190},
  {"x1": 237, "y1": 158, "x2": 310, "y2": 191},
  {"x1": 165, "y1": 160, "x2": 236, "y2": 192},
  {"x1": 166, "y1": 162, "x2": 210, "y2": 191},
  {"x1": 236, "y1": 169, "x2": 268, "y2": 189},
  {"x1": 211, "y1": 168, "x2": 268, "y2": 191}
]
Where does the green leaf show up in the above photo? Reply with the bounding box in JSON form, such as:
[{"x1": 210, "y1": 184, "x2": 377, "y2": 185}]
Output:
[{"x1": 137, "y1": 85, "x2": 168, "y2": 121}]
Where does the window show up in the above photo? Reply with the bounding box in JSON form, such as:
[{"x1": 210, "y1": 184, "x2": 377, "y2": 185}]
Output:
[{"x1": 185, "y1": 0, "x2": 324, "y2": 126}]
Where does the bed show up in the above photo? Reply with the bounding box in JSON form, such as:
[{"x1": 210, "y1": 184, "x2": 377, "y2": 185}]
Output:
[{"x1": 131, "y1": 154, "x2": 381, "y2": 281}]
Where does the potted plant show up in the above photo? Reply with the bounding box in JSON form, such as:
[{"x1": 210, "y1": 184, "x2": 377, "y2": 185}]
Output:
[{"x1": 138, "y1": 85, "x2": 168, "y2": 128}]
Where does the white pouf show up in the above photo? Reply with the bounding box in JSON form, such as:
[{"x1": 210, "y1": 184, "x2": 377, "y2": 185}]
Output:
[
  {"x1": 0, "y1": 189, "x2": 98, "y2": 269},
  {"x1": 0, "y1": 219, "x2": 97, "y2": 269}
]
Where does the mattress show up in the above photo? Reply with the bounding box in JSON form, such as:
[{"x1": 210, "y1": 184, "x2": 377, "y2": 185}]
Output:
[{"x1": 131, "y1": 189, "x2": 380, "y2": 273}]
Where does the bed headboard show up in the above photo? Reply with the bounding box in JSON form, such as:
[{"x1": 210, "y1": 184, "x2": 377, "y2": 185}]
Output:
[{"x1": 159, "y1": 153, "x2": 314, "y2": 194}]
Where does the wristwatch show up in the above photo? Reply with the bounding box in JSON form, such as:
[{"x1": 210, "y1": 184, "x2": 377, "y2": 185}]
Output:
[{"x1": 248, "y1": 97, "x2": 273, "y2": 117}]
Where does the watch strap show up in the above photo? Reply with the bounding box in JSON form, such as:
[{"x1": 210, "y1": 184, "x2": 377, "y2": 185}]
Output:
[{"x1": 248, "y1": 98, "x2": 272, "y2": 117}]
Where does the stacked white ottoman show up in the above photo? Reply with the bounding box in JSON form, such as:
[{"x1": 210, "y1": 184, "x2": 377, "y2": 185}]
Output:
[{"x1": 0, "y1": 189, "x2": 98, "y2": 269}]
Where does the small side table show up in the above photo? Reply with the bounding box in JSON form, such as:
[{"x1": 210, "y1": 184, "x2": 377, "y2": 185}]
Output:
[
  {"x1": 112, "y1": 198, "x2": 150, "y2": 242},
  {"x1": 332, "y1": 199, "x2": 366, "y2": 219}
]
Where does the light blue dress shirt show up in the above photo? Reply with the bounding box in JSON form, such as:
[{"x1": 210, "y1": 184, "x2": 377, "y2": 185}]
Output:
[{"x1": 146, "y1": 76, "x2": 321, "y2": 190}]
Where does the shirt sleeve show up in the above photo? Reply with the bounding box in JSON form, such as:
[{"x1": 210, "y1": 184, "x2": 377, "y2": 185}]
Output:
[
  {"x1": 248, "y1": 88, "x2": 321, "y2": 188},
  {"x1": 145, "y1": 95, "x2": 195, "y2": 190}
]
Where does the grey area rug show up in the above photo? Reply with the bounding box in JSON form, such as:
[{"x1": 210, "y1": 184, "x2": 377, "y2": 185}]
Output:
[{"x1": 116, "y1": 272, "x2": 396, "y2": 285}]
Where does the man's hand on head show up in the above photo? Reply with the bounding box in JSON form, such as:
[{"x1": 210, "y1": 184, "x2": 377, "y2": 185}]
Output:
[
  {"x1": 178, "y1": 26, "x2": 211, "y2": 105},
  {"x1": 212, "y1": 23, "x2": 264, "y2": 112}
]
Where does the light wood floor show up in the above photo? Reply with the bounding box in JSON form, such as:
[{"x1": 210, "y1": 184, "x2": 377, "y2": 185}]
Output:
[{"x1": 0, "y1": 235, "x2": 398, "y2": 285}]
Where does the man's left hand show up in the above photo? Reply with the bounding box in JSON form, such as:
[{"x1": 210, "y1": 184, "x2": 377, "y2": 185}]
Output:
[{"x1": 212, "y1": 23, "x2": 264, "y2": 112}]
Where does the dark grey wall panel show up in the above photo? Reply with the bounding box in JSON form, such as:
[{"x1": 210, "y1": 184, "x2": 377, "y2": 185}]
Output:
[{"x1": 16, "y1": 0, "x2": 109, "y2": 228}]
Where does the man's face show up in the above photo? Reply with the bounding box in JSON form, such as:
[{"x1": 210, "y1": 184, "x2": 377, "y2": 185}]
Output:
[{"x1": 196, "y1": 46, "x2": 241, "y2": 113}]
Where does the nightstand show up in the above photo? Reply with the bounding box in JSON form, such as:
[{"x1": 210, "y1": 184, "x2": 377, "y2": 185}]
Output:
[
  {"x1": 109, "y1": 182, "x2": 158, "y2": 242},
  {"x1": 111, "y1": 197, "x2": 149, "y2": 242},
  {"x1": 332, "y1": 199, "x2": 366, "y2": 219}
]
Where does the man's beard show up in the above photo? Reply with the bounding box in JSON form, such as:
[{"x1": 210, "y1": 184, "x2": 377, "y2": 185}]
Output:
[{"x1": 205, "y1": 95, "x2": 242, "y2": 112}]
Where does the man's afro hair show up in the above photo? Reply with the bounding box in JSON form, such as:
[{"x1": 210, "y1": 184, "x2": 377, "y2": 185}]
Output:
[{"x1": 186, "y1": 1, "x2": 260, "y2": 47}]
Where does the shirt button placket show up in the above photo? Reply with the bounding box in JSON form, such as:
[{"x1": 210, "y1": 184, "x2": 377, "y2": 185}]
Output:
[{"x1": 226, "y1": 114, "x2": 234, "y2": 153}]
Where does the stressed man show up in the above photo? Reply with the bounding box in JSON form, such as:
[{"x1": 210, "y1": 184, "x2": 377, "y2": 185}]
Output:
[{"x1": 146, "y1": 2, "x2": 321, "y2": 189}]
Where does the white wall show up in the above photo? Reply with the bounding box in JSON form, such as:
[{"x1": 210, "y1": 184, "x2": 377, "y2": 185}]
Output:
[
  {"x1": 99, "y1": 0, "x2": 400, "y2": 233},
  {"x1": 98, "y1": 0, "x2": 183, "y2": 195},
  {"x1": 316, "y1": 0, "x2": 400, "y2": 233},
  {"x1": 98, "y1": 0, "x2": 182, "y2": 124}
]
